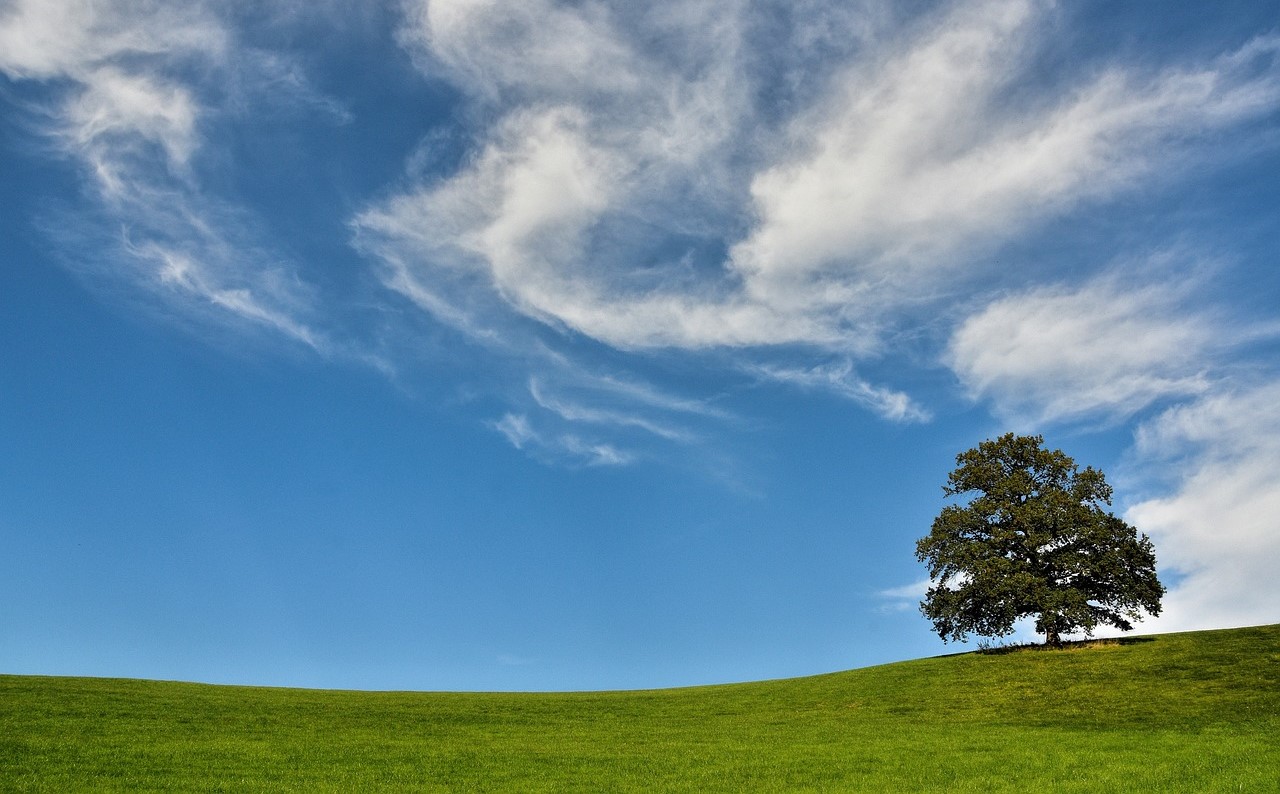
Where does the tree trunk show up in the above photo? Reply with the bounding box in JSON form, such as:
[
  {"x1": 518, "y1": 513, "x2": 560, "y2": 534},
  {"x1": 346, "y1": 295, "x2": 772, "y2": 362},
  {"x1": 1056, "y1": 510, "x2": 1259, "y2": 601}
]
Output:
[{"x1": 1043, "y1": 620, "x2": 1062, "y2": 648}]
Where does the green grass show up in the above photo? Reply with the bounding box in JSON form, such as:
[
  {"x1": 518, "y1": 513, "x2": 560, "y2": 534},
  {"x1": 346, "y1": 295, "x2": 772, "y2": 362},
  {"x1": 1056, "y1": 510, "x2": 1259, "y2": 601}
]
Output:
[{"x1": 3, "y1": 624, "x2": 1277, "y2": 791}]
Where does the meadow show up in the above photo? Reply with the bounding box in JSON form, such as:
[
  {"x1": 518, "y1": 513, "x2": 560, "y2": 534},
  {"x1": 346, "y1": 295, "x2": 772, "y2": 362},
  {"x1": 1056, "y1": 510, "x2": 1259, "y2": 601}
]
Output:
[{"x1": 2, "y1": 624, "x2": 1277, "y2": 791}]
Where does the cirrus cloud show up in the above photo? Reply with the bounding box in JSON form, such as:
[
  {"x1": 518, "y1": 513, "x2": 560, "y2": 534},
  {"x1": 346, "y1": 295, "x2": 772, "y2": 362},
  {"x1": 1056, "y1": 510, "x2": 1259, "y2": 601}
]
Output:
[
  {"x1": 1, "y1": 0, "x2": 335, "y2": 352},
  {"x1": 1124, "y1": 383, "x2": 1280, "y2": 633},
  {"x1": 360, "y1": 0, "x2": 1280, "y2": 363},
  {"x1": 947, "y1": 269, "x2": 1222, "y2": 425}
]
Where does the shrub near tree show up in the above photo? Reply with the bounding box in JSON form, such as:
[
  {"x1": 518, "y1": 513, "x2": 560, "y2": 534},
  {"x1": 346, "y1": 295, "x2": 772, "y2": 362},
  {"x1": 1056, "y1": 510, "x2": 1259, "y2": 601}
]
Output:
[{"x1": 917, "y1": 433, "x2": 1164, "y2": 647}]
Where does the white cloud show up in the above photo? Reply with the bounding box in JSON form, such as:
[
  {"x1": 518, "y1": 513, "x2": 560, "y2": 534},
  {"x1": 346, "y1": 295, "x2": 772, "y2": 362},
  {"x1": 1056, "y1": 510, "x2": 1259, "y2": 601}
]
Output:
[
  {"x1": 731, "y1": 0, "x2": 1039, "y2": 285},
  {"x1": 361, "y1": 0, "x2": 768, "y2": 350},
  {"x1": 575, "y1": 371, "x2": 734, "y2": 422},
  {"x1": 63, "y1": 68, "x2": 200, "y2": 192},
  {"x1": 0, "y1": 0, "x2": 227, "y2": 80},
  {"x1": 135, "y1": 242, "x2": 323, "y2": 350},
  {"x1": 877, "y1": 578, "x2": 930, "y2": 613},
  {"x1": 528, "y1": 378, "x2": 694, "y2": 443},
  {"x1": 948, "y1": 272, "x2": 1219, "y2": 424},
  {"x1": 0, "y1": 0, "x2": 331, "y2": 351},
  {"x1": 559, "y1": 435, "x2": 632, "y2": 467},
  {"x1": 879, "y1": 579, "x2": 930, "y2": 600},
  {"x1": 1124, "y1": 382, "x2": 1280, "y2": 633},
  {"x1": 362, "y1": 0, "x2": 1280, "y2": 365},
  {"x1": 492, "y1": 413, "x2": 633, "y2": 467},
  {"x1": 345, "y1": 0, "x2": 1280, "y2": 468},
  {"x1": 7, "y1": 0, "x2": 1280, "y2": 474},
  {"x1": 401, "y1": 0, "x2": 644, "y2": 101},
  {"x1": 494, "y1": 413, "x2": 536, "y2": 450},
  {"x1": 732, "y1": 4, "x2": 1280, "y2": 304},
  {"x1": 749, "y1": 360, "x2": 930, "y2": 423}
]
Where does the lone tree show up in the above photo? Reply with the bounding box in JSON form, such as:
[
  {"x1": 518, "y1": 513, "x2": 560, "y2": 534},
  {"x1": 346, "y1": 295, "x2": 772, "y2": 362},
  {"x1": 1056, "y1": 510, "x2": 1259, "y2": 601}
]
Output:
[{"x1": 916, "y1": 433, "x2": 1164, "y2": 647}]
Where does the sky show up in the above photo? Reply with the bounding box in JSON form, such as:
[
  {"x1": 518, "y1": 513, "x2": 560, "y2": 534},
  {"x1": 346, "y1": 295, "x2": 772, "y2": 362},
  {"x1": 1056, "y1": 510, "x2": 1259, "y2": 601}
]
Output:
[{"x1": 1, "y1": 0, "x2": 1278, "y2": 692}]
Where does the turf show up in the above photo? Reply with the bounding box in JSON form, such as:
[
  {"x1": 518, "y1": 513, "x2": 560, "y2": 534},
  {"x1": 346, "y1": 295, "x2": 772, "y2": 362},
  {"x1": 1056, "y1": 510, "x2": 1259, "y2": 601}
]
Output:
[{"x1": 3, "y1": 624, "x2": 1277, "y2": 791}]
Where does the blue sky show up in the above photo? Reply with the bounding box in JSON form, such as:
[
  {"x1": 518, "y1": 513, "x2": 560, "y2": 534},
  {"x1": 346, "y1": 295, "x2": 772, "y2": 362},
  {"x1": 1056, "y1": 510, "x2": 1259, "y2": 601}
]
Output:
[{"x1": 2, "y1": 0, "x2": 1278, "y2": 691}]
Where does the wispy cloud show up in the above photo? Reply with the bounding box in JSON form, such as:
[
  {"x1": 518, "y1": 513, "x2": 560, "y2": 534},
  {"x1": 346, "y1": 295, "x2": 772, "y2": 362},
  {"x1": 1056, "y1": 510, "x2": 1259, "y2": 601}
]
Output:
[
  {"x1": 1124, "y1": 382, "x2": 1280, "y2": 633},
  {"x1": 360, "y1": 0, "x2": 1280, "y2": 361},
  {"x1": 0, "y1": 0, "x2": 227, "y2": 81},
  {"x1": 735, "y1": 9, "x2": 1280, "y2": 301},
  {"x1": 877, "y1": 578, "x2": 930, "y2": 613},
  {"x1": 493, "y1": 413, "x2": 536, "y2": 450},
  {"x1": 493, "y1": 413, "x2": 633, "y2": 467},
  {"x1": 1, "y1": 0, "x2": 333, "y2": 352},
  {"x1": 129, "y1": 240, "x2": 324, "y2": 351},
  {"x1": 578, "y1": 371, "x2": 735, "y2": 423},
  {"x1": 528, "y1": 378, "x2": 695, "y2": 443},
  {"x1": 347, "y1": 0, "x2": 1280, "y2": 470},
  {"x1": 749, "y1": 360, "x2": 930, "y2": 422},
  {"x1": 7, "y1": 0, "x2": 1280, "y2": 480},
  {"x1": 947, "y1": 265, "x2": 1223, "y2": 425}
]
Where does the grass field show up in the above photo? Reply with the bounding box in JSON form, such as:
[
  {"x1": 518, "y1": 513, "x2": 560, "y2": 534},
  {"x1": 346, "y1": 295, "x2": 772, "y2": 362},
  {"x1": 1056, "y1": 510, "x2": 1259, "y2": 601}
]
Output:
[{"x1": 3, "y1": 624, "x2": 1277, "y2": 791}]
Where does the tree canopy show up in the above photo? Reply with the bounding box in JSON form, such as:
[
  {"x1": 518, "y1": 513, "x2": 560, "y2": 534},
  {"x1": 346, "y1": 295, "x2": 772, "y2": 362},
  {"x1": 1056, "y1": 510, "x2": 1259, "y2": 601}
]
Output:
[{"x1": 916, "y1": 433, "x2": 1164, "y2": 646}]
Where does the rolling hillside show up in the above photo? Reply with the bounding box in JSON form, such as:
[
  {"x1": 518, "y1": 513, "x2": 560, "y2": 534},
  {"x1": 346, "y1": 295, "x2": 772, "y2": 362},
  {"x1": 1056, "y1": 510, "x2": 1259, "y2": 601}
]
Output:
[{"x1": 3, "y1": 624, "x2": 1277, "y2": 791}]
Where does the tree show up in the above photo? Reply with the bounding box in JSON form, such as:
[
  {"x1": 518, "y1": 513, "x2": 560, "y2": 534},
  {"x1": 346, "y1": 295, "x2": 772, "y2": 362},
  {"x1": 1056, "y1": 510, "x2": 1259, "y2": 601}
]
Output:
[{"x1": 916, "y1": 433, "x2": 1164, "y2": 647}]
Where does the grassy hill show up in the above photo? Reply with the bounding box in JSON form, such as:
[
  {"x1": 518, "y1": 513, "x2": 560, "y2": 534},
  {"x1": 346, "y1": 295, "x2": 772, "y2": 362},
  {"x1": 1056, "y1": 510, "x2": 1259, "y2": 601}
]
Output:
[{"x1": 3, "y1": 624, "x2": 1277, "y2": 791}]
